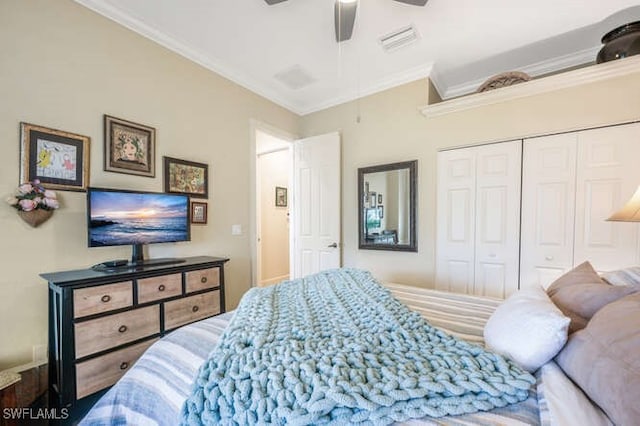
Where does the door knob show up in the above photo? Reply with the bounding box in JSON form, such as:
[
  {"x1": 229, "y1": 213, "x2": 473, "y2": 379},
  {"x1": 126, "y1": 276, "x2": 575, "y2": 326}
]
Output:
[
  {"x1": 545, "y1": 256, "x2": 554, "y2": 261},
  {"x1": 328, "y1": 243, "x2": 338, "y2": 248}
]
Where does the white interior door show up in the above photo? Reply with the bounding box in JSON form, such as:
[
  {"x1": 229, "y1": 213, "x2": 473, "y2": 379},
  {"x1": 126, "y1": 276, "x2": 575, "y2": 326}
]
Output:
[
  {"x1": 292, "y1": 132, "x2": 341, "y2": 279},
  {"x1": 521, "y1": 133, "x2": 577, "y2": 289},
  {"x1": 436, "y1": 147, "x2": 476, "y2": 294},
  {"x1": 474, "y1": 140, "x2": 522, "y2": 298},
  {"x1": 574, "y1": 123, "x2": 640, "y2": 271}
]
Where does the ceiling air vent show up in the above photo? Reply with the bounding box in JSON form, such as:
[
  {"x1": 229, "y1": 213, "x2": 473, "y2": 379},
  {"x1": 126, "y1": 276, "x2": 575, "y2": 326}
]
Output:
[
  {"x1": 273, "y1": 65, "x2": 316, "y2": 90},
  {"x1": 379, "y1": 25, "x2": 419, "y2": 52}
]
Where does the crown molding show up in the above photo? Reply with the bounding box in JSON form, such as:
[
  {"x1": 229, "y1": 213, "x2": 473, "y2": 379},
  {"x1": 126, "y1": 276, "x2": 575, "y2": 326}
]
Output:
[
  {"x1": 441, "y1": 46, "x2": 601, "y2": 100},
  {"x1": 299, "y1": 62, "x2": 433, "y2": 116},
  {"x1": 420, "y1": 54, "x2": 640, "y2": 119},
  {"x1": 74, "y1": 0, "x2": 303, "y2": 114},
  {"x1": 75, "y1": 0, "x2": 434, "y2": 116}
]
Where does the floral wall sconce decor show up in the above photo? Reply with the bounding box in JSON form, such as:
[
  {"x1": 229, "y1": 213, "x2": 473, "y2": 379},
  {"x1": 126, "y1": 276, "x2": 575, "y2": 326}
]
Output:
[{"x1": 6, "y1": 179, "x2": 60, "y2": 227}]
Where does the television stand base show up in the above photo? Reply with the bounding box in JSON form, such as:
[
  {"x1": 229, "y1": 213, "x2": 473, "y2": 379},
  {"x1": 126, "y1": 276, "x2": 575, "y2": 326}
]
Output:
[
  {"x1": 92, "y1": 258, "x2": 186, "y2": 272},
  {"x1": 130, "y1": 258, "x2": 187, "y2": 268}
]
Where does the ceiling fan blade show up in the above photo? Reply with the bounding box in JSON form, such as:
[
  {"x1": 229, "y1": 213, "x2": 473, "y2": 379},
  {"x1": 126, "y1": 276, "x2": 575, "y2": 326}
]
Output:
[
  {"x1": 264, "y1": 0, "x2": 288, "y2": 4},
  {"x1": 393, "y1": 0, "x2": 428, "y2": 5},
  {"x1": 335, "y1": 0, "x2": 358, "y2": 42}
]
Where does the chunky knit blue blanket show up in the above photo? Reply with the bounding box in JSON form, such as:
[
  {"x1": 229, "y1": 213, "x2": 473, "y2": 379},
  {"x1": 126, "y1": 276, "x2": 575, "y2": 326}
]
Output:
[{"x1": 181, "y1": 269, "x2": 534, "y2": 425}]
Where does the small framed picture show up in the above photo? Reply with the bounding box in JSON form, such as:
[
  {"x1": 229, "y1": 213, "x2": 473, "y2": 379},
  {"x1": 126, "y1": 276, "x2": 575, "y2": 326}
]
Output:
[
  {"x1": 191, "y1": 201, "x2": 207, "y2": 224},
  {"x1": 104, "y1": 115, "x2": 155, "y2": 177},
  {"x1": 20, "y1": 122, "x2": 90, "y2": 191},
  {"x1": 275, "y1": 186, "x2": 287, "y2": 207},
  {"x1": 369, "y1": 192, "x2": 377, "y2": 207},
  {"x1": 378, "y1": 194, "x2": 383, "y2": 205},
  {"x1": 378, "y1": 205, "x2": 384, "y2": 219},
  {"x1": 164, "y1": 156, "x2": 209, "y2": 198}
]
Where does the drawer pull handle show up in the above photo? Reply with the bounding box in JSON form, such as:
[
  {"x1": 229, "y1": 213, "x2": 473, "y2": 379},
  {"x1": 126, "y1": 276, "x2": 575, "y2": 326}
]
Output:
[
  {"x1": 201, "y1": 277, "x2": 208, "y2": 284},
  {"x1": 101, "y1": 295, "x2": 111, "y2": 303},
  {"x1": 158, "y1": 284, "x2": 166, "y2": 292},
  {"x1": 192, "y1": 305, "x2": 199, "y2": 313},
  {"x1": 118, "y1": 325, "x2": 128, "y2": 333},
  {"x1": 120, "y1": 362, "x2": 129, "y2": 370}
]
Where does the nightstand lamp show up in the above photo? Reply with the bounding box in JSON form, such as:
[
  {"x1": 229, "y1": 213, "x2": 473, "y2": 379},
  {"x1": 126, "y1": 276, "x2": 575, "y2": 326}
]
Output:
[{"x1": 608, "y1": 185, "x2": 640, "y2": 221}]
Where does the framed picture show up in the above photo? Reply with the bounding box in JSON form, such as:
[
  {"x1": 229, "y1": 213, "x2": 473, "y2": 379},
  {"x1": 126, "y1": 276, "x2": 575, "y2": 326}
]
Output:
[
  {"x1": 378, "y1": 205, "x2": 384, "y2": 219},
  {"x1": 104, "y1": 115, "x2": 156, "y2": 177},
  {"x1": 20, "y1": 122, "x2": 90, "y2": 191},
  {"x1": 164, "y1": 156, "x2": 208, "y2": 198},
  {"x1": 378, "y1": 194, "x2": 383, "y2": 204},
  {"x1": 191, "y1": 201, "x2": 207, "y2": 224},
  {"x1": 275, "y1": 186, "x2": 287, "y2": 207},
  {"x1": 369, "y1": 192, "x2": 377, "y2": 208}
]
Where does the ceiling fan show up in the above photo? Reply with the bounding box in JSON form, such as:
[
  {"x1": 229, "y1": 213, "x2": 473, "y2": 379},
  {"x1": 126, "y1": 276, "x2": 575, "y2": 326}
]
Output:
[{"x1": 264, "y1": 0, "x2": 429, "y2": 42}]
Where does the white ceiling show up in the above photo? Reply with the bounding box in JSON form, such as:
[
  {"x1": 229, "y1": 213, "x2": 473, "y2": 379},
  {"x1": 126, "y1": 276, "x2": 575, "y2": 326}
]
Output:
[{"x1": 75, "y1": 0, "x2": 640, "y2": 115}]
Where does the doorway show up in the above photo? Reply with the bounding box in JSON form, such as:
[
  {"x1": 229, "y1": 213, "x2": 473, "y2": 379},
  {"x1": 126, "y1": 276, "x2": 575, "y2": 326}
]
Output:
[{"x1": 255, "y1": 128, "x2": 293, "y2": 287}]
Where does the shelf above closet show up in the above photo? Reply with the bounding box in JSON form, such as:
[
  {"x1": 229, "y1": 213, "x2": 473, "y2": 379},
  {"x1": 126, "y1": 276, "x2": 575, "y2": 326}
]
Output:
[{"x1": 420, "y1": 55, "x2": 640, "y2": 119}]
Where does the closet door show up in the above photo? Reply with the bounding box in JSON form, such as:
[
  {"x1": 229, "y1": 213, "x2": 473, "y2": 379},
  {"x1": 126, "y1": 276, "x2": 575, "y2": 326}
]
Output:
[
  {"x1": 474, "y1": 141, "x2": 522, "y2": 298},
  {"x1": 574, "y1": 123, "x2": 640, "y2": 271},
  {"x1": 520, "y1": 134, "x2": 577, "y2": 289},
  {"x1": 436, "y1": 148, "x2": 476, "y2": 294},
  {"x1": 436, "y1": 141, "x2": 522, "y2": 297}
]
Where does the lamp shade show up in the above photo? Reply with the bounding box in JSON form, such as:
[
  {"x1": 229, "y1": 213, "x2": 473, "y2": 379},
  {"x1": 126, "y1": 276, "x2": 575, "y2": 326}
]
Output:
[{"x1": 608, "y1": 185, "x2": 640, "y2": 221}]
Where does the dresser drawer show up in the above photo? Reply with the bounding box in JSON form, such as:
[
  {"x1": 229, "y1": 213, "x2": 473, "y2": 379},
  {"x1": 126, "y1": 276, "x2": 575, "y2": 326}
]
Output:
[
  {"x1": 74, "y1": 305, "x2": 160, "y2": 358},
  {"x1": 185, "y1": 268, "x2": 220, "y2": 293},
  {"x1": 137, "y1": 273, "x2": 182, "y2": 304},
  {"x1": 73, "y1": 281, "x2": 133, "y2": 318},
  {"x1": 75, "y1": 338, "x2": 157, "y2": 399},
  {"x1": 164, "y1": 291, "x2": 220, "y2": 330}
]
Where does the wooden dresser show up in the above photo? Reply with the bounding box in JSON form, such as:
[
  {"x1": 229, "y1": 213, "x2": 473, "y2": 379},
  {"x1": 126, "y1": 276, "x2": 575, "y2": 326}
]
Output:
[{"x1": 40, "y1": 256, "x2": 229, "y2": 410}]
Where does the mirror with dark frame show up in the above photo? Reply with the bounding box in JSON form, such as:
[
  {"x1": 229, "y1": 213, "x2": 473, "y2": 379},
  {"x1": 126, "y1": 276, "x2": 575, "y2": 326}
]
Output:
[{"x1": 358, "y1": 160, "x2": 417, "y2": 251}]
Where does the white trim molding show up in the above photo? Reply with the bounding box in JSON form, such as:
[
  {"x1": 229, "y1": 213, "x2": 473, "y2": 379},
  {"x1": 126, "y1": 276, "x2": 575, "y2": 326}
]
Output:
[{"x1": 421, "y1": 55, "x2": 640, "y2": 119}]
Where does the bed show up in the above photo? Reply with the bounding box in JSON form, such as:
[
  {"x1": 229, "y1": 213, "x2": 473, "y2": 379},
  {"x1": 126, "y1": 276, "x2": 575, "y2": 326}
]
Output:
[{"x1": 80, "y1": 266, "x2": 637, "y2": 425}]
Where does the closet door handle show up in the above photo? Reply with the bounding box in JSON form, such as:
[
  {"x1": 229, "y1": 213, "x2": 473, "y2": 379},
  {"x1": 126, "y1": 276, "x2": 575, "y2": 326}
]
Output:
[
  {"x1": 545, "y1": 256, "x2": 554, "y2": 261},
  {"x1": 328, "y1": 243, "x2": 338, "y2": 248}
]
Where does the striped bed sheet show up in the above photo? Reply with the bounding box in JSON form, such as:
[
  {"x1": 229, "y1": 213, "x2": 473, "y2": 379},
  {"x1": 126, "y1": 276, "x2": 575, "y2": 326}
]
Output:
[{"x1": 80, "y1": 284, "x2": 541, "y2": 426}]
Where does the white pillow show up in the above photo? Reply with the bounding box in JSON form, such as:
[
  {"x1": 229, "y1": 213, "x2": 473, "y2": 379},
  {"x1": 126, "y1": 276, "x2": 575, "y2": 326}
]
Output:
[{"x1": 484, "y1": 284, "x2": 570, "y2": 372}]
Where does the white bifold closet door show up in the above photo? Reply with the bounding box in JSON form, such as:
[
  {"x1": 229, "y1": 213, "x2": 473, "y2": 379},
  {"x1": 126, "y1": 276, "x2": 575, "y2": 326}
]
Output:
[
  {"x1": 520, "y1": 122, "x2": 640, "y2": 289},
  {"x1": 436, "y1": 140, "x2": 522, "y2": 298},
  {"x1": 520, "y1": 133, "x2": 578, "y2": 289}
]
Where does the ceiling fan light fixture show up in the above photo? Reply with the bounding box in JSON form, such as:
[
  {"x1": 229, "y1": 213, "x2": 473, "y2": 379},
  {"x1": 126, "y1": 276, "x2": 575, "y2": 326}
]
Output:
[{"x1": 335, "y1": 0, "x2": 358, "y2": 42}]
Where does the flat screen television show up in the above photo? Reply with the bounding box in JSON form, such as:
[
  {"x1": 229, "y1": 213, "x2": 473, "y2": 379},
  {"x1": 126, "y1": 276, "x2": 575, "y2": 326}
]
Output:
[{"x1": 87, "y1": 187, "x2": 190, "y2": 267}]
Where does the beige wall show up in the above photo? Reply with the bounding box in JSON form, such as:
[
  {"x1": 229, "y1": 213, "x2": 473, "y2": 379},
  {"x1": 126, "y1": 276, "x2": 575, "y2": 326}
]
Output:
[
  {"x1": 258, "y1": 150, "x2": 290, "y2": 285},
  {"x1": 0, "y1": 0, "x2": 298, "y2": 369},
  {"x1": 300, "y1": 72, "x2": 640, "y2": 287}
]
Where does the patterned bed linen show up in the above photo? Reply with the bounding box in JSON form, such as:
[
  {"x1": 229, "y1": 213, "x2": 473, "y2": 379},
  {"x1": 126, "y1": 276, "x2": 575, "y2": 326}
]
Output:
[{"x1": 80, "y1": 285, "x2": 541, "y2": 426}]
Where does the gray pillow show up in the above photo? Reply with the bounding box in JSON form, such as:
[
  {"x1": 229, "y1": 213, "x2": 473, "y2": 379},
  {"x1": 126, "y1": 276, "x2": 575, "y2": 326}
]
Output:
[
  {"x1": 555, "y1": 292, "x2": 640, "y2": 426},
  {"x1": 546, "y1": 261, "x2": 636, "y2": 333},
  {"x1": 601, "y1": 266, "x2": 640, "y2": 287}
]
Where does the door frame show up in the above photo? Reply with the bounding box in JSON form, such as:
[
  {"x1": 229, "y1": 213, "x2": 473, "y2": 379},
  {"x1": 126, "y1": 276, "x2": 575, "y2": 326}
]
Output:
[{"x1": 249, "y1": 119, "x2": 297, "y2": 288}]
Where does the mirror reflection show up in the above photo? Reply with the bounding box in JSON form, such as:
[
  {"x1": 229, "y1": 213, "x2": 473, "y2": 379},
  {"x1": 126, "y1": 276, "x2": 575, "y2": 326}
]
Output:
[{"x1": 358, "y1": 160, "x2": 417, "y2": 251}]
